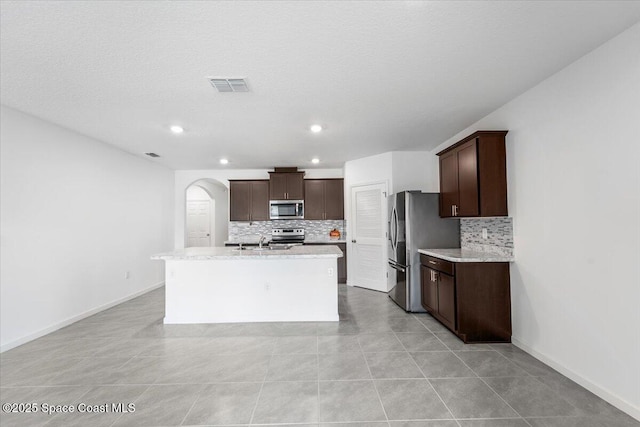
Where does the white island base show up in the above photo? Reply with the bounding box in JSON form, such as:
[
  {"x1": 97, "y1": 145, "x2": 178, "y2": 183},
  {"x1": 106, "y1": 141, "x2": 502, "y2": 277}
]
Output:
[{"x1": 152, "y1": 246, "x2": 343, "y2": 323}]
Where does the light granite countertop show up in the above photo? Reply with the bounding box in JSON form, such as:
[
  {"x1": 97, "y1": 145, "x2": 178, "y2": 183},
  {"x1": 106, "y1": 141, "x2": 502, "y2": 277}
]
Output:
[
  {"x1": 418, "y1": 248, "x2": 514, "y2": 263},
  {"x1": 304, "y1": 238, "x2": 347, "y2": 244},
  {"x1": 152, "y1": 245, "x2": 343, "y2": 260}
]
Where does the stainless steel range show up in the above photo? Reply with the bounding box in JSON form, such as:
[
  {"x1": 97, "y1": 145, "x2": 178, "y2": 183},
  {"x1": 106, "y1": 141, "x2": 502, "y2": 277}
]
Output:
[{"x1": 271, "y1": 228, "x2": 305, "y2": 245}]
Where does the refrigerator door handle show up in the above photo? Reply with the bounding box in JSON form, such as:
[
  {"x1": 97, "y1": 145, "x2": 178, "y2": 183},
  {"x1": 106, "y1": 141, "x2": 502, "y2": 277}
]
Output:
[
  {"x1": 391, "y1": 207, "x2": 399, "y2": 250},
  {"x1": 388, "y1": 261, "x2": 406, "y2": 273}
]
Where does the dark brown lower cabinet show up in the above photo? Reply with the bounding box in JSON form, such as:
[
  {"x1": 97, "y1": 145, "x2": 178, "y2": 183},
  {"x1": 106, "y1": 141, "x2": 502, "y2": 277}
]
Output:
[
  {"x1": 305, "y1": 242, "x2": 347, "y2": 283},
  {"x1": 420, "y1": 254, "x2": 511, "y2": 343}
]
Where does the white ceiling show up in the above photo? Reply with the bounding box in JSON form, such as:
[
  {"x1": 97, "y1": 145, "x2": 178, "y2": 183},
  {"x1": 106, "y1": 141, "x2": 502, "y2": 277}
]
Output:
[{"x1": 2, "y1": 1, "x2": 639, "y2": 170}]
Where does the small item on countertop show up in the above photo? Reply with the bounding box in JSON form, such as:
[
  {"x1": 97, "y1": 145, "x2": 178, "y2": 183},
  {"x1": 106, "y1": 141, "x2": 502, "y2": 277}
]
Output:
[{"x1": 329, "y1": 228, "x2": 341, "y2": 240}]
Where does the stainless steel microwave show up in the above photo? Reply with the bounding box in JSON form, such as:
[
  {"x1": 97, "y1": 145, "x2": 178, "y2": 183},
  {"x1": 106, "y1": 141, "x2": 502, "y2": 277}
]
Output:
[{"x1": 269, "y1": 200, "x2": 304, "y2": 220}]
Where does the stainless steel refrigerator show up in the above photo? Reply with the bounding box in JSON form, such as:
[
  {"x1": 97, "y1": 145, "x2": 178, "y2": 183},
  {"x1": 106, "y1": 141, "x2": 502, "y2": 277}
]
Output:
[{"x1": 388, "y1": 191, "x2": 460, "y2": 312}]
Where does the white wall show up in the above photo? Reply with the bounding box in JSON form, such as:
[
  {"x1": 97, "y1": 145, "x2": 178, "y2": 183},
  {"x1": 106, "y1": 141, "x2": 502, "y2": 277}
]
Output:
[
  {"x1": 0, "y1": 105, "x2": 174, "y2": 351},
  {"x1": 428, "y1": 24, "x2": 640, "y2": 418},
  {"x1": 391, "y1": 151, "x2": 437, "y2": 193},
  {"x1": 343, "y1": 151, "x2": 438, "y2": 289},
  {"x1": 174, "y1": 168, "x2": 343, "y2": 249}
]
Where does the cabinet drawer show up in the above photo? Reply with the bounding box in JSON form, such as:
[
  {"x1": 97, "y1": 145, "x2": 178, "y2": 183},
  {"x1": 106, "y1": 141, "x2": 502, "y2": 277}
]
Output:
[{"x1": 420, "y1": 255, "x2": 454, "y2": 276}]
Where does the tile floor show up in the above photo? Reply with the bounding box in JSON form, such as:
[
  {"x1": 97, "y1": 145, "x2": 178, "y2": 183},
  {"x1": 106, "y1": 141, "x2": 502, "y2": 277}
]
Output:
[{"x1": 1, "y1": 284, "x2": 638, "y2": 427}]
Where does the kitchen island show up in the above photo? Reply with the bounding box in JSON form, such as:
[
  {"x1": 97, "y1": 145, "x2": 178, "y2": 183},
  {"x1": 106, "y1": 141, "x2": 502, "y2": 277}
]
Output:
[{"x1": 151, "y1": 245, "x2": 343, "y2": 324}]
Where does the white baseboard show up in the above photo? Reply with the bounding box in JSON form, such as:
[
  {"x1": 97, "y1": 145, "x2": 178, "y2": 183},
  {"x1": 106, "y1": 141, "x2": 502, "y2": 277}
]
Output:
[
  {"x1": 0, "y1": 282, "x2": 165, "y2": 353},
  {"x1": 512, "y1": 337, "x2": 640, "y2": 421}
]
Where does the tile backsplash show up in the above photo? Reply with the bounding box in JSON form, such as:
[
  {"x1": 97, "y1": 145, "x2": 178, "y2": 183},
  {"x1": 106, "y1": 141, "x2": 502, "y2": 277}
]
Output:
[
  {"x1": 460, "y1": 217, "x2": 513, "y2": 257},
  {"x1": 229, "y1": 220, "x2": 346, "y2": 242}
]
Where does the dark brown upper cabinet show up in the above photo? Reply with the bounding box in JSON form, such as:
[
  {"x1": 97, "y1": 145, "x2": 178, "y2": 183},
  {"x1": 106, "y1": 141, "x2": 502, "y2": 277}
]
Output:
[
  {"x1": 437, "y1": 130, "x2": 508, "y2": 218},
  {"x1": 229, "y1": 180, "x2": 269, "y2": 221},
  {"x1": 269, "y1": 172, "x2": 304, "y2": 200},
  {"x1": 304, "y1": 179, "x2": 344, "y2": 220}
]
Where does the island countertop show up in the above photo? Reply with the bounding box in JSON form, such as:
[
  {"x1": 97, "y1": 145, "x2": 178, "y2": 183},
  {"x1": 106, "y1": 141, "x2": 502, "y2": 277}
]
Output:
[
  {"x1": 418, "y1": 248, "x2": 514, "y2": 263},
  {"x1": 152, "y1": 245, "x2": 343, "y2": 261}
]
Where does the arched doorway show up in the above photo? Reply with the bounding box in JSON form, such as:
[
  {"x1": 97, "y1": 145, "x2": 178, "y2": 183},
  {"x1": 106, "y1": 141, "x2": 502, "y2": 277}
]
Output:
[{"x1": 184, "y1": 179, "x2": 228, "y2": 247}]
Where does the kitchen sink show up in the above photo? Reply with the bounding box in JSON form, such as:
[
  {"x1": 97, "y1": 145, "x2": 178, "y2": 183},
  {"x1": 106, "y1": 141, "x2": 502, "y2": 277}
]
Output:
[{"x1": 251, "y1": 245, "x2": 292, "y2": 251}]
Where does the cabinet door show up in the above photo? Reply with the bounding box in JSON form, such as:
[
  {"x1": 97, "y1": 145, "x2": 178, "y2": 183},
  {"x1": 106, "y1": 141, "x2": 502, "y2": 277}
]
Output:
[
  {"x1": 439, "y1": 150, "x2": 459, "y2": 218},
  {"x1": 250, "y1": 181, "x2": 270, "y2": 221},
  {"x1": 437, "y1": 272, "x2": 456, "y2": 331},
  {"x1": 269, "y1": 174, "x2": 287, "y2": 200},
  {"x1": 324, "y1": 179, "x2": 344, "y2": 220},
  {"x1": 286, "y1": 173, "x2": 305, "y2": 200},
  {"x1": 229, "y1": 181, "x2": 251, "y2": 221},
  {"x1": 304, "y1": 180, "x2": 325, "y2": 220},
  {"x1": 456, "y1": 139, "x2": 479, "y2": 217},
  {"x1": 421, "y1": 266, "x2": 438, "y2": 313}
]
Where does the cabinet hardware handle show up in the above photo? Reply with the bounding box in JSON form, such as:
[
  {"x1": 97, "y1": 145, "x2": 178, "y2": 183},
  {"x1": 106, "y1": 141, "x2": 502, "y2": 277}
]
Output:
[
  {"x1": 351, "y1": 239, "x2": 356, "y2": 243},
  {"x1": 451, "y1": 205, "x2": 454, "y2": 216},
  {"x1": 454, "y1": 205, "x2": 458, "y2": 216},
  {"x1": 428, "y1": 261, "x2": 437, "y2": 265}
]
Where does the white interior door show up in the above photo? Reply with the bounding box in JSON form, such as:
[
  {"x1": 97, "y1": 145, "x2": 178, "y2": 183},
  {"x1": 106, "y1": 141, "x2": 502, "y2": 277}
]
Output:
[
  {"x1": 186, "y1": 200, "x2": 211, "y2": 247},
  {"x1": 350, "y1": 182, "x2": 388, "y2": 292}
]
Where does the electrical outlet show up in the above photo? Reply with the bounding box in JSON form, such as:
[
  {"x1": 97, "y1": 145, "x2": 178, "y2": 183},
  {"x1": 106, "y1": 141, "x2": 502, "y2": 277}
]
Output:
[
  {"x1": 482, "y1": 228, "x2": 488, "y2": 239},
  {"x1": 264, "y1": 283, "x2": 271, "y2": 291},
  {"x1": 124, "y1": 271, "x2": 130, "y2": 279},
  {"x1": 328, "y1": 268, "x2": 334, "y2": 277}
]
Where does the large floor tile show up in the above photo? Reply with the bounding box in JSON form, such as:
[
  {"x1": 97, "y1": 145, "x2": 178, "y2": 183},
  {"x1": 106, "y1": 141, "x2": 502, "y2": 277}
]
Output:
[
  {"x1": 251, "y1": 381, "x2": 318, "y2": 424},
  {"x1": 454, "y1": 351, "x2": 529, "y2": 377},
  {"x1": 317, "y1": 335, "x2": 362, "y2": 353},
  {"x1": 44, "y1": 385, "x2": 148, "y2": 427},
  {"x1": 490, "y1": 344, "x2": 559, "y2": 377},
  {"x1": 395, "y1": 332, "x2": 448, "y2": 352},
  {"x1": 535, "y1": 372, "x2": 631, "y2": 417},
  {"x1": 358, "y1": 333, "x2": 404, "y2": 352},
  {"x1": 365, "y1": 352, "x2": 424, "y2": 379},
  {"x1": 318, "y1": 380, "x2": 386, "y2": 422},
  {"x1": 266, "y1": 354, "x2": 319, "y2": 381},
  {"x1": 4, "y1": 284, "x2": 635, "y2": 427},
  {"x1": 387, "y1": 317, "x2": 431, "y2": 332},
  {"x1": 318, "y1": 352, "x2": 371, "y2": 380},
  {"x1": 273, "y1": 336, "x2": 318, "y2": 354},
  {"x1": 526, "y1": 415, "x2": 640, "y2": 427},
  {"x1": 182, "y1": 382, "x2": 262, "y2": 425},
  {"x1": 47, "y1": 357, "x2": 132, "y2": 386},
  {"x1": 389, "y1": 421, "x2": 458, "y2": 427},
  {"x1": 484, "y1": 377, "x2": 580, "y2": 417},
  {"x1": 430, "y1": 377, "x2": 518, "y2": 419},
  {"x1": 0, "y1": 386, "x2": 90, "y2": 427},
  {"x1": 111, "y1": 384, "x2": 204, "y2": 427},
  {"x1": 411, "y1": 351, "x2": 475, "y2": 378},
  {"x1": 433, "y1": 332, "x2": 491, "y2": 351},
  {"x1": 457, "y1": 420, "x2": 530, "y2": 427},
  {"x1": 375, "y1": 379, "x2": 453, "y2": 420}
]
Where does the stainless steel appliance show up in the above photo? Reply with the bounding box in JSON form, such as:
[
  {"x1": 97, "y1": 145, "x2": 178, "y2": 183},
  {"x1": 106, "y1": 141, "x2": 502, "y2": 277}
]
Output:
[
  {"x1": 271, "y1": 228, "x2": 305, "y2": 245},
  {"x1": 269, "y1": 200, "x2": 304, "y2": 220},
  {"x1": 388, "y1": 191, "x2": 459, "y2": 312}
]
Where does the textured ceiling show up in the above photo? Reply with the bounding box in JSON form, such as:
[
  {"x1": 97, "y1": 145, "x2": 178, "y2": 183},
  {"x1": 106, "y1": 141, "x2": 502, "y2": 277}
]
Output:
[{"x1": 1, "y1": 1, "x2": 639, "y2": 170}]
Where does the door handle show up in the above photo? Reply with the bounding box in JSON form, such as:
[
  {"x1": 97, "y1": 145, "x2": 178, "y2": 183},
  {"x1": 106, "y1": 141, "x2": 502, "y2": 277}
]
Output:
[{"x1": 389, "y1": 262, "x2": 405, "y2": 273}]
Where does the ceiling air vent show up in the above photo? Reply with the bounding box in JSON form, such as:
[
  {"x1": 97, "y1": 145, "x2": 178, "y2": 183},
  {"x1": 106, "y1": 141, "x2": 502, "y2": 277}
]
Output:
[
  {"x1": 145, "y1": 152, "x2": 160, "y2": 158},
  {"x1": 208, "y1": 77, "x2": 249, "y2": 93}
]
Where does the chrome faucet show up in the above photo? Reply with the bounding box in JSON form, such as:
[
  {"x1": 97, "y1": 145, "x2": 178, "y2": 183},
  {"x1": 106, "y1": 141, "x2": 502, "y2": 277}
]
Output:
[{"x1": 259, "y1": 236, "x2": 267, "y2": 249}]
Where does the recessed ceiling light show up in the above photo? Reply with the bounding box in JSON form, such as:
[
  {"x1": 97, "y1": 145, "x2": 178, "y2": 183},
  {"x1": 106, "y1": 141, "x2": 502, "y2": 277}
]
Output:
[
  {"x1": 219, "y1": 158, "x2": 229, "y2": 165},
  {"x1": 310, "y1": 124, "x2": 322, "y2": 133},
  {"x1": 311, "y1": 158, "x2": 320, "y2": 164},
  {"x1": 170, "y1": 125, "x2": 184, "y2": 134}
]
